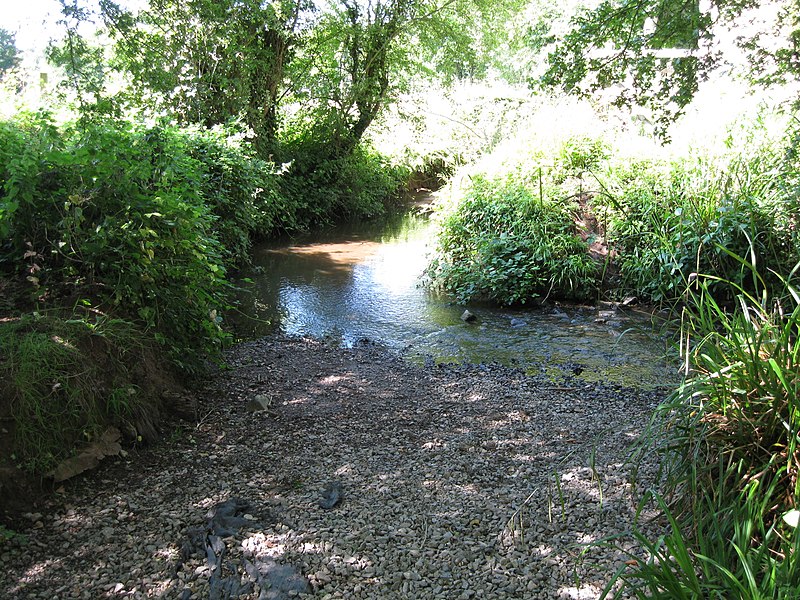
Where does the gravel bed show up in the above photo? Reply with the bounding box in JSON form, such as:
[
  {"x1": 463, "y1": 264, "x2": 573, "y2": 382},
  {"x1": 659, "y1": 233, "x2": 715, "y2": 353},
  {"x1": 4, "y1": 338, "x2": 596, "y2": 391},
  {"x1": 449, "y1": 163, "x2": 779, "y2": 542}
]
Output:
[{"x1": 0, "y1": 336, "x2": 665, "y2": 599}]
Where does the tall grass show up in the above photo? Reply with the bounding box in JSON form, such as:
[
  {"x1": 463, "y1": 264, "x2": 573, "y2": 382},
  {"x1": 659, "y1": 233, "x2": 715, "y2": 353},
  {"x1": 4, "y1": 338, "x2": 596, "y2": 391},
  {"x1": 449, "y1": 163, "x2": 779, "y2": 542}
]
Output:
[
  {"x1": 0, "y1": 313, "x2": 161, "y2": 473},
  {"x1": 599, "y1": 123, "x2": 799, "y2": 305},
  {"x1": 605, "y1": 257, "x2": 800, "y2": 598}
]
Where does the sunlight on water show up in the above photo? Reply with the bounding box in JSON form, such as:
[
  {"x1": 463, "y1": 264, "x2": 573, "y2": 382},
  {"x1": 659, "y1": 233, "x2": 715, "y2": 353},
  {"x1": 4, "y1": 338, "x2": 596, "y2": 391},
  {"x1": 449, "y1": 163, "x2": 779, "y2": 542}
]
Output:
[{"x1": 234, "y1": 208, "x2": 675, "y2": 387}]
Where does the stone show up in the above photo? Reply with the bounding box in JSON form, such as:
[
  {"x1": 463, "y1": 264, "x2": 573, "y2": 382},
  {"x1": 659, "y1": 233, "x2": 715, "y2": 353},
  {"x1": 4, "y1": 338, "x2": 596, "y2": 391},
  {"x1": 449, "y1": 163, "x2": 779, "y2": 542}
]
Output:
[
  {"x1": 319, "y1": 482, "x2": 343, "y2": 509},
  {"x1": 246, "y1": 394, "x2": 272, "y2": 412},
  {"x1": 461, "y1": 310, "x2": 477, "y2": 323}
]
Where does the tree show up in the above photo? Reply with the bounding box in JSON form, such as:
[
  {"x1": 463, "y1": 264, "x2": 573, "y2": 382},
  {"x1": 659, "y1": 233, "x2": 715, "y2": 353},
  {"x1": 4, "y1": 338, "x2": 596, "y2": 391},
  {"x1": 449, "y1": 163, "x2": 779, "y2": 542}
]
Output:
[
  {"x1": 47, "y1": 1, "x2": 114, "y2": 117},
  {"x1": 100, "y1": 0, "x2": 306, "y2": 155},
  {"x1": 288, "y1": 0, "x2": 524, "y2": 156},
  {"x1": 540, "y1": 0, "x2": 800, "y2": 136},
  {"x1": 51, "y1": 0, "x2": 523, "y2": 158},
  {"x1": 0, "y1": 28, "x2": 21, "y2": 76}
]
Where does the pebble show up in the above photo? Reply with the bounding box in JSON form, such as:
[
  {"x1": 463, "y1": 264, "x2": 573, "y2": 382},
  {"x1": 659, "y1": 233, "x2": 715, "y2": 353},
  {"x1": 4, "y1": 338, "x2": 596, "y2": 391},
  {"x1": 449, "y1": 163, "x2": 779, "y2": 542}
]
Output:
[{"x1": 0, "y1": 336, "x2": 664, "y2": 599}]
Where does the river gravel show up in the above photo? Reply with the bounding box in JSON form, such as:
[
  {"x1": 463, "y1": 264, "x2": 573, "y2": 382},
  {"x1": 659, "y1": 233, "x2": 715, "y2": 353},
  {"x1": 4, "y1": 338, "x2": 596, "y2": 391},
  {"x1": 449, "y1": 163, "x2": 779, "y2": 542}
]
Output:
[{"x1": 1, "y1": 336, "x2": 666, "y2": 599}]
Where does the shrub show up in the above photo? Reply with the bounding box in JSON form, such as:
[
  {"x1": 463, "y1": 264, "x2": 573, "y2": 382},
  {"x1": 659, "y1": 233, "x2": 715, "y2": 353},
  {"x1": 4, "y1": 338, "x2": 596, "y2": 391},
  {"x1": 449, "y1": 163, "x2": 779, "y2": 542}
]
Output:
[
  {"x1": 272, "y1": 130, "x2": 407, "y2": 234},
  {"x1": 604, "y1": 261, "x2": 800, "y2": 598},
  {"x1": 0, "y1": 116, "x2": 237, "y2": 371},
  {"x1": 599, "y1": 130, "x2": 800, "y2": 304},
  {"x1": 426, "y1": 174, "x2": 598, "y2": 304}
]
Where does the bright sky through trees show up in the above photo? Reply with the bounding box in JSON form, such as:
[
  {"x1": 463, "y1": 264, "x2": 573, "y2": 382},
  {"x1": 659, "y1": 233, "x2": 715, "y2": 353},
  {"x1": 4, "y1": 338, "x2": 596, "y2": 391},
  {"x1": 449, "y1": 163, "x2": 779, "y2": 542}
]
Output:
[{"x1": 0, "y1": 0, "x2": 61, "y2": 51}]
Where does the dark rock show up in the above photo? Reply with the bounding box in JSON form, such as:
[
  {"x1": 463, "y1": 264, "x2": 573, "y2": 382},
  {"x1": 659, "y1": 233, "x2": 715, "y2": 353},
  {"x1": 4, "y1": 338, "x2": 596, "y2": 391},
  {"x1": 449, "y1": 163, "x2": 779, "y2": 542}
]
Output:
[
  {"x1": 319, "y1": 481, "x2": 342, "y2": 509},
  {"x1": 249, "y1": 557, "x2": 312, "y2": 600},
  {"x1": 461, "y1": 310, "x2": 477, "y2": 323}
]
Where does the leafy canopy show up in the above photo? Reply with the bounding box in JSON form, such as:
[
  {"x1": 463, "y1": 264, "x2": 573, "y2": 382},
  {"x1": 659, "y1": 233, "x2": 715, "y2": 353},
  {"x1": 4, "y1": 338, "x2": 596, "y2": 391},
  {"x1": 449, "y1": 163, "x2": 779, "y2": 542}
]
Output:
[
  {"x1": 541, "y1": 0, "x2": 800, "y2": 136},
  {"x1": 0, "y1": 28, "x2": 21, "y2": 75}
]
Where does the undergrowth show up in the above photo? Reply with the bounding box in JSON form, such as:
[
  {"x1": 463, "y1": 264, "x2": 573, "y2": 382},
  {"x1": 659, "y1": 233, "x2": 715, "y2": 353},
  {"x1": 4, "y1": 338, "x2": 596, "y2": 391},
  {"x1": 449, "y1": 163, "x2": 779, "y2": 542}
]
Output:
[
  {"x1": 602, "y1": 258, "x2": 800, "y2": 598},
  {"x1": 0, "y1": 312, "x2": 162, "y2": 473},
  {"x1": 427, "y1": 116, "x2": 800, "y2": 308},
  {"x1": 600, "y1": 126, "x2": 799, "y2": 304},
  {"x1": 426, "y1": 171, "x2": 598, "y2": 304},
  {"x1": 0, "y1": 113, "x2": 409, "y2": 475}
]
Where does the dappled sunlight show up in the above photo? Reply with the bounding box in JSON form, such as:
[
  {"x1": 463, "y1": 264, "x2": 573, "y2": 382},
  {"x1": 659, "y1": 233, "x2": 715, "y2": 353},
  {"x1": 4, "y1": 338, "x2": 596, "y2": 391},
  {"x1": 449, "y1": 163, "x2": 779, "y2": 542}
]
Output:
[
  {"x1": 319, "y1": 374, "x2": 348, "y2": 385},
  {"x1": 334, "y1": 463, "x2": 355, "y2": 477},
  {"x1": 50, "y1": 335, "x2": 76, "y2": 350},
  {"x1": 559, "y1": 584, "x2": 607, "y2": 599},
  {"x1": 1, "y1": 333, "x2": 663, "y2": 598},
  {"x1": 282, "y1": 240, "x2": 383, "y2": 265},
  {"x1": 10, "y1": 558, "x2": 62, "y2": 594}
]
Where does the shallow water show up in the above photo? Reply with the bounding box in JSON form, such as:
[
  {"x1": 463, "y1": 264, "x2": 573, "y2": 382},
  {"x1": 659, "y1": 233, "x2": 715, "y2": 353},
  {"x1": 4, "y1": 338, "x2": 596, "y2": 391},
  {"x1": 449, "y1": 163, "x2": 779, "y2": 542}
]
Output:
[{"x1": 234, "y1": 209, "x2": 675, "y2": 387}]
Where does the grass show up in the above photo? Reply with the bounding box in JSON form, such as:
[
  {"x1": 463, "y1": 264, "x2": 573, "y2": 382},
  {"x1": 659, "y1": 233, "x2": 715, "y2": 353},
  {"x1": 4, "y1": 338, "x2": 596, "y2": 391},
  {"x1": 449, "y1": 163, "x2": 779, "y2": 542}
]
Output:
[
  {"x1": 0, "y1": 311, "x2": 162, "y2": 474},
  {"x1": 602, "y1": 256, "x2": 800, "y2": 598}
]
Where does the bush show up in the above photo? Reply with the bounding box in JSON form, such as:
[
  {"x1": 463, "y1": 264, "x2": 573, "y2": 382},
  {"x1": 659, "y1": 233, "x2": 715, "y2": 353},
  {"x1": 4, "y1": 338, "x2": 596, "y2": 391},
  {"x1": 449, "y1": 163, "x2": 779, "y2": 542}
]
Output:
[
  {"x1": 599, "y1": 129, "x2": 800, "y2": 304},
  {"x1": 271, "y1": 130, "x2": 407, "y2": 235},
  {"x1": 426, "y1": 173, "x2": 598, "y2": 304},
  {"x1": 0, "y1": 115, "x2": 243, "y2": 371}
]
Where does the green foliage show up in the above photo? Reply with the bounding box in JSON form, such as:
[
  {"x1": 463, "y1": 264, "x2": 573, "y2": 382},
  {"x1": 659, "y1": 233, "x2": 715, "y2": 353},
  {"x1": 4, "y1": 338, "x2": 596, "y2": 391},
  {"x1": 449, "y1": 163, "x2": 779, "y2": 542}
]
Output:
[
  {"x1": 47, "y1": 11, "x2": 115, "y2": 118},
  {"x1": 101, "y1": 0, "x2": 300, "y2": 155},
  {"x1": 539, "y1": 0, "x2": 799, "y2": 137},
  {"x1": 540, "y1": 0, "x2": 707, "y2": 135},
  {"x1": 0, "y1": 314, "x2": 153, "y2": 473},
  {"x1": 285, "y1": 0, "x2": 527, "y2": 155},
  {"x1": 599, "y1": 127, "x2": 800, "y2": 304},
  {"x1": 557, "y1": 135, "x2": 609, "y2": 175},
  {"x1": 0, "y1": 524, "x2": 25, "y2": 544},
  {"x1": 276, "y1": 135, "x2": 407, "y2": 230},
  {"x1": 602, "y1": 490, "x2": 800, "y2": 598},
  {"x1": 0, "y1": 28, "x2": 21, "y2": 76},
  {"x1": 604, "y1": 262, "x2": 800, "y2": 598},
  {"x1": 0, "y1": 115, "x2": 255, "y2": 371},
  {"x1": 427, "y1": 173, "x2": 598, "y2": 304},
  {"x1": 182, "y1": 125, "x2": 279, "y2": 263}
]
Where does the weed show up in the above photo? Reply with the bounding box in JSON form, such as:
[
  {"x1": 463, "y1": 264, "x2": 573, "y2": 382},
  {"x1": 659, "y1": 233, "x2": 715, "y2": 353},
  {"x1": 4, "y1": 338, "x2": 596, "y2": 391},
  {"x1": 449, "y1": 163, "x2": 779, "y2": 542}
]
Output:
[
  {"x1": 0, "y1": 313, "x2": 158, "y2": 473},
  {"x1": 603, "y1": 257, "x2": 800, "y2": 598},
  {"x1": 0, "y1": 524, "x2": 25, "y2": 545}
]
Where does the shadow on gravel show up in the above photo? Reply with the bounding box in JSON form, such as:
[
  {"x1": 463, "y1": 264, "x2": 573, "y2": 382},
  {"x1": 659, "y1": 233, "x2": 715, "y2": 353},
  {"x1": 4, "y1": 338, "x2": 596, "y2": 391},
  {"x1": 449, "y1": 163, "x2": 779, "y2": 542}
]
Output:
[{"x1": 1, "y1": 337, "x2": 666, "y2": 599}]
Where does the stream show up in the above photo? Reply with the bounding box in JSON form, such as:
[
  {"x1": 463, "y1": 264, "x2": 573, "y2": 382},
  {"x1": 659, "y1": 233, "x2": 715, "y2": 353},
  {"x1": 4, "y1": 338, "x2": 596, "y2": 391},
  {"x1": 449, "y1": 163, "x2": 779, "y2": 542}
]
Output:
[{"x1": 233, "y1": 206, "x2": 675, "y2": 388}]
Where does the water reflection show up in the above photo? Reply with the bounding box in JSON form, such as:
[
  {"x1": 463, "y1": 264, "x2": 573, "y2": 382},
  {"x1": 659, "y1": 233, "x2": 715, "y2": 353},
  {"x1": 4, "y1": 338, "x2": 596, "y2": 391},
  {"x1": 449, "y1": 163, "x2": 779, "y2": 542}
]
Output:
[{"x1": 234, "y1": 210, "x2": 675, "y2": 387}]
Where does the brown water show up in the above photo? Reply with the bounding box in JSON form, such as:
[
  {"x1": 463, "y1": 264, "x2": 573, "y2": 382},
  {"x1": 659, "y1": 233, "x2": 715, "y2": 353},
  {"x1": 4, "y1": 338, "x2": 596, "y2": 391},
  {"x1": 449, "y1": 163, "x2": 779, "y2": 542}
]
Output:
[{"x1": 233, "y1": 209, "x2": 675, "y2": 387}]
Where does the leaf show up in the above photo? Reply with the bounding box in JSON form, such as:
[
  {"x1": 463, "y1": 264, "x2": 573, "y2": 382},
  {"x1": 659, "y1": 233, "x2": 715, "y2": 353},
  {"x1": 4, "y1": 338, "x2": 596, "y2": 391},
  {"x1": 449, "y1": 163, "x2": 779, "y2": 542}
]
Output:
[
  {"x1": 783, "y1": 509, "x2": 799, "y2": 529},
  {"x1": 47, "y1": 427, "x2": 123, "y2": 483}
]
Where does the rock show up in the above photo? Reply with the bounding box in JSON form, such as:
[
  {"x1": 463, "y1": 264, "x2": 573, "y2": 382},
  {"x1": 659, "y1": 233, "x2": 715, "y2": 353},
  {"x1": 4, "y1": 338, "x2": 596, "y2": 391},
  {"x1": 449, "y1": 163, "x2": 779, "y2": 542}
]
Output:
[
  {"x1": 246, "y1": 557, "x2": 311, "y2": 599},
  {"x1": 460, "y1": 310, "x2": 477, "y2": 323},
  {"x1": 319, "y1": 482, "x2": 343, "y2": 509},
  {"x1": 246, "y1": 394, "x2": 272, "y2": 412},
  {"x1": 509, "y1": 318, "x2": 526, "y2": 328}
]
